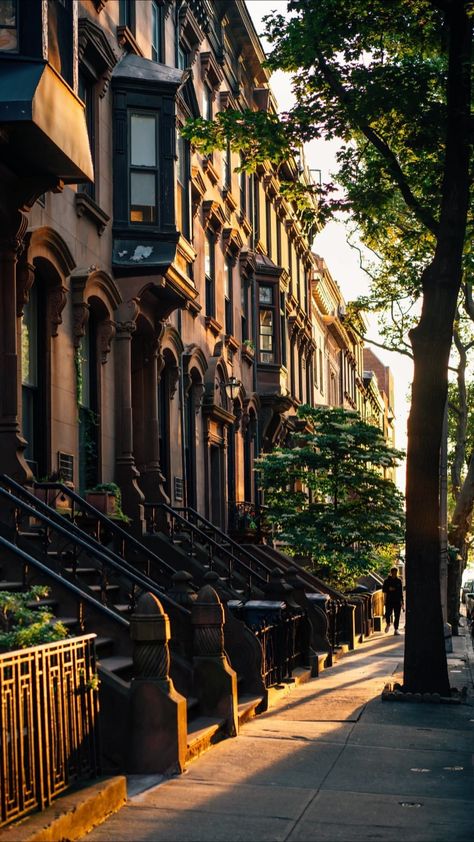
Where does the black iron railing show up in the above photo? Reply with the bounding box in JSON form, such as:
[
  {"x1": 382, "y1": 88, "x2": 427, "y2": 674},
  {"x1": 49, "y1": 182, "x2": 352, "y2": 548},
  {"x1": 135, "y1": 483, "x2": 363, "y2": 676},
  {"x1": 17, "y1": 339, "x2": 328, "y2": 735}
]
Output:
[
  {"x1": 0, "y1": 635, "x2": 100, "y2": 828},
  {"x1": 249, "y1": 610, "x2": 307, "y2": 688},
  {"x1": 144, "y1": 502, "x2": 269, "y2": 595}
]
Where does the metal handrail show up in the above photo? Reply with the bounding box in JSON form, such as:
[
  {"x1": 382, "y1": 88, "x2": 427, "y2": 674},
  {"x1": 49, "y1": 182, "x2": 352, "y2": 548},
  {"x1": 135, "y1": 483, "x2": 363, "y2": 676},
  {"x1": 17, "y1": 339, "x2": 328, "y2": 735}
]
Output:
[
  {"x1": 173, "y1": 504, "x2": 274, "y2": 579},
  {"x1": 146, "y1": 501, "x2": 269, "y2": 591},
  {"x1": 0, "y1": 533, "x2": 128, "y2": 628},
  {"x1": 2, "y1": 475, "x2": 177, "y2": 583},
  {"x1": 0, "y1": 485, "x2": 189, "y2": 620}
]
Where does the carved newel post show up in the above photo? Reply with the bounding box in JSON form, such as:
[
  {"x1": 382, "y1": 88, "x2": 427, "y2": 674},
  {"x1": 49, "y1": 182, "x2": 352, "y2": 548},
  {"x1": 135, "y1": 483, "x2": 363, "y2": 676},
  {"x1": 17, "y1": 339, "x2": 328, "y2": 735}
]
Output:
[
  {"x1": 191, "y1": 585, "x2": 238, "y2": 736},
  {"x1": 128, "y1": 592, "x2": 187, "y2": 774}
]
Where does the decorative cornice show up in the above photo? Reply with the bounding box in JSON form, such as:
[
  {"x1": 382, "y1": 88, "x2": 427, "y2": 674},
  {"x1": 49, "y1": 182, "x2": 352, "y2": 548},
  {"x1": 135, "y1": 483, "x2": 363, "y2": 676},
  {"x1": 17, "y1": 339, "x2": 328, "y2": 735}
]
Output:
[
  {"x1": 78, "y1": 17, "x2": 118, "y2": 97},
  {"x1": 75, "y1": 192, "x2": 110, "y2": 236},
  {"x1": 203, "y1": 155, "x2": 220, "y2": 185},
  {"x1": 200, "y1": 51, "x2": 224, "y2": 90},
  {"x1": 205, "y1": 315, "x2": 223, "y2": 337},
  {"x1": 116, "y1": 25, "x2": 143, "y2": 57},
  {"x1": 202, "y1": 200, "x2": 226, "y2": 233},
  {"x1": 222, "y1": 226, "x2": 243, "y2": 258}
]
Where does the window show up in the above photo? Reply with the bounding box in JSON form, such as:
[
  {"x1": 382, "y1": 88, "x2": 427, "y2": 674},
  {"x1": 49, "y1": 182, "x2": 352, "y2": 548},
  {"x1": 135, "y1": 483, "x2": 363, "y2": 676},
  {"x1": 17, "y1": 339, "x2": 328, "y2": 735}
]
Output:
[
  {"x1": 177, "y1": 44, "x2": 188, "y2": 70},
  {"x1": 119, "y1": 0, "x2": 134, "y2": 28},
  {"x1": 79, "y1": 71, "x2": 96, "y2": 199},
  {"x1": 280, "y1": 292, "x2": 287, "y2": 367},
  {"x1": 176, "y1": 129, "x2": 190, "y2": 239},
  {"x1": 48, "y1": 0, "x2": 73, "y2": 86},
  {"x1": 151, "y1": 1, "x2": 163, "y2": 63},
  {"x1": 239, "y1": 154, "x2": 247, "y2": 215},
  {"x1": 203, "y1": 84, "x2": 212, "y2": 120},
  {"x1": 129, "y1": 113, "x2": 158, "y2": 224},
  {"x1": 288, "y1": 236, "x2": 293, "y2": 295},
  {"x1": 319, "y1": 347, "x2": 324, "y2": 394},
  {"x1": 0, "y1": 0, "x2": 18, "y2": 52},
  {"x1": 225, "y1": 258, "x2": 233, "y2": 335},
  {"x1": 276, "y1": 217, "x2": 282, "y2": 266},
  {"x1": 222, "y1": 140, "x2": 231, "y2": 190},
  {"x1": 241, "y1": 278, "x2": 248, "y2": 341},
  {"x1": 259, "y1": 285, "x2": 275, "y2": 364},
  {"x1": 204, "y1": 231, "x2": 215, "y2": 317},
  {"x1": 252, "y1": 176, "x2": 260, "y2": 243},
  {"x1": 266, "y1": 197, "x2": 272, "y2": 258}
]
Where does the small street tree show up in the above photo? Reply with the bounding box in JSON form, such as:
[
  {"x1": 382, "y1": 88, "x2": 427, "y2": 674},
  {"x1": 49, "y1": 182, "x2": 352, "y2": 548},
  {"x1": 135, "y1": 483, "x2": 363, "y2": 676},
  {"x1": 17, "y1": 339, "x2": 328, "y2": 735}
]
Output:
[{"x1": 258, "y1": 406, "x2": 405, "y2": 590}]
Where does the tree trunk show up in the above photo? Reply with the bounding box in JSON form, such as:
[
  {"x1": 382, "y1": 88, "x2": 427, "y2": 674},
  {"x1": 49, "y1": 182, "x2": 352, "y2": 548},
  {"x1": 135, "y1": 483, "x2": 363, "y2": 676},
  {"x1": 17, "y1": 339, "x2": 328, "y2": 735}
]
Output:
[{"x1": 403, "y1": 3, "x2": 472, "y2": 695}]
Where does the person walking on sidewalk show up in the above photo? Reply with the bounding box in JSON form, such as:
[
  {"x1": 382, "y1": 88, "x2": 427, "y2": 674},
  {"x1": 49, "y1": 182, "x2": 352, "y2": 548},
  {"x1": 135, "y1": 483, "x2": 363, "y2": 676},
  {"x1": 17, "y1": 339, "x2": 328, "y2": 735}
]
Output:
[{"x1": 383, "y1": 567, "x2": 404, "y2": 635}]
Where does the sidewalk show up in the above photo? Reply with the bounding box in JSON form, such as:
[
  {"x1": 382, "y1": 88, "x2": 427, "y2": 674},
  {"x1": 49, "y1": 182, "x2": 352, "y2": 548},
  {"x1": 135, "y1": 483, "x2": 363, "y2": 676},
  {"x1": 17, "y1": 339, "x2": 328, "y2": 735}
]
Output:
[{"x1": 83, "y1": 624, "x2": 474, "y2": 842}]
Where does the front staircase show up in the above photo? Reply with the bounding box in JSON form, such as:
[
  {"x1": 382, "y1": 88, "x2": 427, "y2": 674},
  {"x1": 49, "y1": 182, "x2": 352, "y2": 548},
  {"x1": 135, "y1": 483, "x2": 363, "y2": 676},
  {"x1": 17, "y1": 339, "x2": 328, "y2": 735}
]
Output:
[{"x1": 0, "y1": 476, "x2": 382, "y2": 779}]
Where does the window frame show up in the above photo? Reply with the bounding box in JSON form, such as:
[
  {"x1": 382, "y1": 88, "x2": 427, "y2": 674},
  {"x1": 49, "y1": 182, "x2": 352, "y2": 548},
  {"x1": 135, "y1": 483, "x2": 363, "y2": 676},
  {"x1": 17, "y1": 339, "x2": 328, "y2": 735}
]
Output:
[{"x1": 151, "y1": 0, "x2": 163, "y2": 63}]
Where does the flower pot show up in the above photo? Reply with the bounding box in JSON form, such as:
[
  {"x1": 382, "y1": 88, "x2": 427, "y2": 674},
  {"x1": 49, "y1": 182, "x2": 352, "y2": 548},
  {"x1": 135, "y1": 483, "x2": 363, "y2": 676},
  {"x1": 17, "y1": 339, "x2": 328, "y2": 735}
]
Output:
[{"x1": 85, "y1": 491, "x2": 117, "y2": 515}]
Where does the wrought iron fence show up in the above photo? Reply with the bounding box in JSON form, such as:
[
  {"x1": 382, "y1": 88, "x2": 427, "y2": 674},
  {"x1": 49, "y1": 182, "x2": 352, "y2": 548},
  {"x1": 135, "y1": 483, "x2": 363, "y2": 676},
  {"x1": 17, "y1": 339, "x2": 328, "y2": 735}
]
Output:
[
  {"x1": 250, "y1": 611, "x2": 306, "y2": 687},
  {"x1": 0, "y1": 635, "x2": 100, "y2": 828}
]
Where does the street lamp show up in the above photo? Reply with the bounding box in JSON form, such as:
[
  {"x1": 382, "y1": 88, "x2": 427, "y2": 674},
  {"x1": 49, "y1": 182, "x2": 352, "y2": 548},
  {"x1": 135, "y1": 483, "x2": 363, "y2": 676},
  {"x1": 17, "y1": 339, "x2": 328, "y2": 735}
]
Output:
[{"x1": 225, "y1": 376, "x2": 242, "y2": 401}]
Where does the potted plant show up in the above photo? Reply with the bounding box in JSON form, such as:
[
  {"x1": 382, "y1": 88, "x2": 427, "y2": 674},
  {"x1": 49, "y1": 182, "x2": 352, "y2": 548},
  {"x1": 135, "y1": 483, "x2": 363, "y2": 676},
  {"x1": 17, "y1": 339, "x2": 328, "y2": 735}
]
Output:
[
  {"x1": 242, "y1": 339, "x2": 255, "y2": 362},
  {"x1": 85, "y1": 482, "x2": 130, "y2": 523}
]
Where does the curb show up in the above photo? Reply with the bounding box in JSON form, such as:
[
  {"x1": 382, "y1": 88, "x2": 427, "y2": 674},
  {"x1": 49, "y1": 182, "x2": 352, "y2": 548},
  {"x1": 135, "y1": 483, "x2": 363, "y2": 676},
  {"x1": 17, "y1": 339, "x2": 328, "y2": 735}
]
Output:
[{"x1": 0, "y1": 776, "x2": 127, "y2": 842}]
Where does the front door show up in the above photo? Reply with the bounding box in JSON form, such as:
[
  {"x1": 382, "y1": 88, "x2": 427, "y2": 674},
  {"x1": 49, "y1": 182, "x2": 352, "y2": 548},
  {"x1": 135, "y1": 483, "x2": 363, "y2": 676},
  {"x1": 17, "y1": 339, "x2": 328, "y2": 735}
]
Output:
[{"x1": 210, "y1": 444, "x2": 225, "y2": 528}]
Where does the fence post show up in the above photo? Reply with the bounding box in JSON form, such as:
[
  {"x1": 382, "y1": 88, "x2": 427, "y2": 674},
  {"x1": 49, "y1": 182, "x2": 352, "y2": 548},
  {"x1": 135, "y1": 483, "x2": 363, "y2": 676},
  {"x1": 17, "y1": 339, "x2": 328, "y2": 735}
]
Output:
[
  {"x1": 192, "y1": 584, "x2": 238, "y2": 736},
  {"x1": 342, "y1": 601, "x2": 356, "y2": 650},
  {"x1": 128, "y1": 591, "x2": 187, "y2": 774}
]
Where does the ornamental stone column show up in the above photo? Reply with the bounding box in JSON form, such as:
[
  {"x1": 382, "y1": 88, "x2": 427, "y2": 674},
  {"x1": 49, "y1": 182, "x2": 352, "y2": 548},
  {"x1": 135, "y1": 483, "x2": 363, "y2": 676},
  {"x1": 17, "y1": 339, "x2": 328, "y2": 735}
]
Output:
[
  {"x1": 114, "y1": 300, "x2": 145, "y2": 533},
  {"x1": 128, "y1": 591, "x2": 187, "y2": 774},
  {"x1": 0, "y1": 211, "x2": 33, "y2": 483},
  {"x1": 137, "y1": 330, "x2": 169, "y2": 505},
  {"x1": 191, "y1": 584, "x2": 238, "y2": 736}
]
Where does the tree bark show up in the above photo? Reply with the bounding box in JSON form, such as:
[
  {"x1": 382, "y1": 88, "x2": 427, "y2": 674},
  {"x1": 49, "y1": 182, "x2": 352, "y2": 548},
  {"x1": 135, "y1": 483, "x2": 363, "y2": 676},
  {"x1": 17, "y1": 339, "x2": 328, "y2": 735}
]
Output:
[{"x1": 404, "y1": 2, "x2": 472, "y2": 695}]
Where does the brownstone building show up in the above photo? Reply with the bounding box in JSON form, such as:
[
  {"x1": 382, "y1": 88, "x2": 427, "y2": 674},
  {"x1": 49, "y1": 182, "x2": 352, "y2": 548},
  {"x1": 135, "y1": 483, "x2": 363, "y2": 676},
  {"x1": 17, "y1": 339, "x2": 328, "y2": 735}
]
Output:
[
  {"x1": 0, "y1": 0, "x2": 323, "y2": 533},
  {"x1": 0, "y1": 0, "x2": 394, "y2": 531}
]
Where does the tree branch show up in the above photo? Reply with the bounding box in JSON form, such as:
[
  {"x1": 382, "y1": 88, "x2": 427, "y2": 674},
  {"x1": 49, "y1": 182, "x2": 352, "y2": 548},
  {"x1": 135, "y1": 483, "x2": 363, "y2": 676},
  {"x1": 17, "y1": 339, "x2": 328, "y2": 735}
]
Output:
[
  {"x1": 346, "y1": 318, "x2": 414, "y2": 360},
  {"x1": 315, "y1": 53, "x2": 439, "y2": 237}
]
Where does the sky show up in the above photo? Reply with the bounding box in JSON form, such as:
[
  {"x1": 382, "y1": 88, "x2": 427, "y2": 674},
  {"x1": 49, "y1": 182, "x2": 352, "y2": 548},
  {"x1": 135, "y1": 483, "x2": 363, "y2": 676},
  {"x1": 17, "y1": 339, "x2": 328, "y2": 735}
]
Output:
[{"x1": 246, "y1": 1, "x2": 413, "y2": 488}]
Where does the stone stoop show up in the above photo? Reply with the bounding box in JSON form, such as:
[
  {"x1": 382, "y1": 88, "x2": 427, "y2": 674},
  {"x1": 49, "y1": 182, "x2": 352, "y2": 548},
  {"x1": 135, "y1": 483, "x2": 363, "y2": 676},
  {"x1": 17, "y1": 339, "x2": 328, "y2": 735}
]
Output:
[{"x1": 0, "y1": 777, "x2": 126, "y2": 842}]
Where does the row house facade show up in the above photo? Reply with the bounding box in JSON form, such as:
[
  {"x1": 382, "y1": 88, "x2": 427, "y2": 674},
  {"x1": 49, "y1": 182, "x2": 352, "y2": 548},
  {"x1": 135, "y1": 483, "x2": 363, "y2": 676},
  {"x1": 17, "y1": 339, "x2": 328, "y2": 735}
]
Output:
[
  {"x1": 310, "y1": 255, "x2": 395, "y2": 445},
  {"x1": 0, "y1": 0, "x2": 322, "y2": 533}
]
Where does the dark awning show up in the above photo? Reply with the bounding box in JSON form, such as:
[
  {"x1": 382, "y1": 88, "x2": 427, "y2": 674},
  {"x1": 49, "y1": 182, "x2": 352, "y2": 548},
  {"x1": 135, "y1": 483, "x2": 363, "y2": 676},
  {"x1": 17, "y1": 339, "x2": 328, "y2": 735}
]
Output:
[{"x1": 0, "y1": 58, "x2": 93, "y2": 183}]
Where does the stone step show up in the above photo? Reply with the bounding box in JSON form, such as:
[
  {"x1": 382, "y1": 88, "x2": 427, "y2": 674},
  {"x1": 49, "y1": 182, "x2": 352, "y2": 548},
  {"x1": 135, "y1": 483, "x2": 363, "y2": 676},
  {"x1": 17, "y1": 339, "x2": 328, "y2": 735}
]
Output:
[
  {"x1": 237, "y1": 693, "x2": 265, "y2": 727},
  {"x1": 185, "y1": 716, "x2": 225, "y2": 764}
]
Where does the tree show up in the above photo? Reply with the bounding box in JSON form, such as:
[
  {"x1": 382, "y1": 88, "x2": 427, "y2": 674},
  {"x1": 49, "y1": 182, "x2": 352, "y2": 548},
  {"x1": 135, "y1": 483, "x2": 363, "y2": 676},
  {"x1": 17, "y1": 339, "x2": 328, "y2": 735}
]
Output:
[
  {"x1": 183, "y1": 0, "x2": 473, "y2": 694},
  {"x1": 258, "y1": 406, "x2": 405, "y2": 590}
]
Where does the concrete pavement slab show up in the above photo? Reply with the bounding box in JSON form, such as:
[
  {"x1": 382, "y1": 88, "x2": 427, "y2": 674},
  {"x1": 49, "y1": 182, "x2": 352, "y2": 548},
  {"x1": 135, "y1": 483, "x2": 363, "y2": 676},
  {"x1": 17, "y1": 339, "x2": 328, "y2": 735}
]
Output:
[
  {"x1": 287, "y1": 819, "x2": 473, "y2": 841},
  {"x1": 85, "y1": 806, "x2": 294, "y2": 841},
  {"x1": 241, "y1": 718, "x2": 353, "y2": 743},
  {"x1": 287, "y1": 791, "x2": 474, "y2": 842},
  {"x1": 321, "y1": 743, "x2": 473, "y2": 799},
  {"x1": 362, "y1": 696, "x2": 474, "y2": 730},
  {"x1": 127, "y1": 779, "x2": 314, "y2": 818},
  {"x1": 348, "y1": 721, "x2": 474, "y2": 752},
  {"x1": 183, "y1": 733, "x2": 344, "y2": 788}
]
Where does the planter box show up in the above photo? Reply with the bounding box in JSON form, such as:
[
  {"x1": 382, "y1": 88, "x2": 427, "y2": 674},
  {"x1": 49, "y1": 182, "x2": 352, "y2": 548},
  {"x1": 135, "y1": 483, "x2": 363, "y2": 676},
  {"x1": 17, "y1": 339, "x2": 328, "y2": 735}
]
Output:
[{"x1": 85, "y1": 492, "x2": 117, "y2": 515}]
